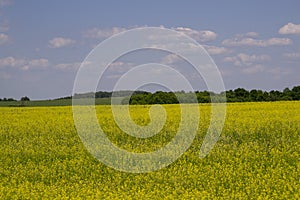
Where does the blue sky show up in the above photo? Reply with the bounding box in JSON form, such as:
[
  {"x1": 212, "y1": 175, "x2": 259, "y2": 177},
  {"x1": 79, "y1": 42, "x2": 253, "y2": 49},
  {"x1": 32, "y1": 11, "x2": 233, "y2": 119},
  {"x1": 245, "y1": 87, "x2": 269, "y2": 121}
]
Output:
[{"x1": 0, "y1": 0, "x2": 300, "y2": 99}]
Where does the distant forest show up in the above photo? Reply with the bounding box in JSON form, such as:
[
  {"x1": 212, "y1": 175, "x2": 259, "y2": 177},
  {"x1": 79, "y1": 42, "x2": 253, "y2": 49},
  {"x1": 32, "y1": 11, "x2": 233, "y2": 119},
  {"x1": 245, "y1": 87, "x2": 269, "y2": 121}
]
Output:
[
  {"x1": 70, "y1": 85, "x2": 300, "y2": 104},
  {"x1": 1, "y1": 86, "x2": 299, "y2": 105}
]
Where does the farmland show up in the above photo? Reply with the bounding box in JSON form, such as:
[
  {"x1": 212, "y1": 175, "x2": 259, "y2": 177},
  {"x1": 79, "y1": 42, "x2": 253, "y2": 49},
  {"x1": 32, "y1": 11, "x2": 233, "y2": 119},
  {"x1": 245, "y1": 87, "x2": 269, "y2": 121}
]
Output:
[
  {"x1": 0, "y1": 101, "x2": 299, "y2": 199},
  {"x1": 0, "y1": 98, "x2": 113, "y2": 107}
]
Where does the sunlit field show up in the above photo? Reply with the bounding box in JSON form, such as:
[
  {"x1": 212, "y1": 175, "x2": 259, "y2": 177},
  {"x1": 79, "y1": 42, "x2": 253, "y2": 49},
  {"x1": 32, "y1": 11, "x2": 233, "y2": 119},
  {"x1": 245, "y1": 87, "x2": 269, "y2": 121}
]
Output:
[{"x1": 0, "y1": 101, "x2": 299, "y2": 199}]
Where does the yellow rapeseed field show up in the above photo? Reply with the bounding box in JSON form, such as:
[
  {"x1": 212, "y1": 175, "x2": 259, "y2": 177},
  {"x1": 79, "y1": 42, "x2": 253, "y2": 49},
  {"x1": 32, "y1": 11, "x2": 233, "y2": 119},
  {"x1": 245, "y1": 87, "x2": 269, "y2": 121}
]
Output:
[{"x1": 0, "y1": 101, "x2": 299, "y2": 199}]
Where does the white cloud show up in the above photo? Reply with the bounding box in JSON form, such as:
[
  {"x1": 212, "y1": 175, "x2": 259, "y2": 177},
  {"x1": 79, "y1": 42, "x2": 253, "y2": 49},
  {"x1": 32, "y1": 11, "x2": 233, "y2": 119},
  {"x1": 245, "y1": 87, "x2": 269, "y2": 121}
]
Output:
[
  {"x1": 98, "y1": 61, "x2": 136, "y2": 79},
  {"x1": 234, "y1": 32, "x2": 259, "y2": 38},
  {"x1": 0, "y1": 33, "x2": 9, "y2": 45},
  {"x1": 161, "y1": 54, "x2": 182, "y2": 65},
  {"x1": 55, "y1": 60, "x2": 134, "y2": 72},
  {"x1": 244, "y1": 32, "x2": 259, "y2": 37},
  {"x1": 29, "y1": 59, "x2": 49, "y2": 67},
  {"x1": 55, "y1": 62, "x2": 81, "y2": 70},
  {"x1": 283, "y1": 52, "x2": 300, "y2": 59},
  {"x1": 222, "y1": 37, "x2": 292, "y2": 47},
  {"x1": 224, "y1": 53, "x2": 271, "y2": 67},
  {"x1": 107, "y1": 61, "x2": 135, "y2": 74},
  {"x1": 48, "y1": 37, "x2": 76, "y2": 48},
  {"x1": 0, "y1": 57, "x2": 49, "y2": 70},
  {"x1": 84, "y1": 27, "x2": 127, "y2": 39},
  {"x1": 242, "y1": 64, "x2": 265, "y2": 74},
  {"x1": 203, "y1": 45, "x2": 231, "y2": 55},
  {"x1": 224, "y1": 54, "x2": 267, "y2": 74},
  {"x1": 55, "y1": 61, "x2": 92, "y2": 71},
  {"x1": 238, "y1": 53, "x2": 270, "y2": 63},
  {"x1": 266, "y1": 38, "x2": 292, "y2": 45},
  {"x1": 84, "y1": 26, "x2": 217, "y2": 43},
  {"x1": 174, "y1": 27, "x2": 217, "y2": 42},
  {"x1": 147, "y1": 42, "x2": 200, "y2": 55},
  {"x1": 223, "y1": 37, "x2": 291, "y2": 47},
  {"x1": 279, "y1": 22, "x2": 300, "y2": 35},
  {"x1": 222, "y1": 32, "x2": 291, "y2": 47},
  {"x1": 20, "y1": 59, "x2": 49, "y2": 71},
  {"x1": 0, "y1": 57, "x2": 25, "y2": 68}
]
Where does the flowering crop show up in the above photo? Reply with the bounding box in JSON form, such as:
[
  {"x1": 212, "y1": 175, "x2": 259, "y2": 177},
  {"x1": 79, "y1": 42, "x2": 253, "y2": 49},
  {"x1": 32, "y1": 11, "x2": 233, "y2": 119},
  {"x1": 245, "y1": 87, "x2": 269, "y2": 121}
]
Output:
[{"x1": 0, "y1": 101, "x2": 299, "y2": 199}]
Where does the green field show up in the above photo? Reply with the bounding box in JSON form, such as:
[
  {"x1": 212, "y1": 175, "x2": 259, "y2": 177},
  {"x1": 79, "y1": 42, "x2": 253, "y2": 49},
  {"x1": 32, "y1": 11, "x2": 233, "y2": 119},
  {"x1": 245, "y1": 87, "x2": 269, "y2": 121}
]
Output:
[
  {"x1": 0, "y1": 98, "x2": 119, "y2": 107},
  {"x1": 0, "y1": 101, "x2": 299, "y2": 199}
]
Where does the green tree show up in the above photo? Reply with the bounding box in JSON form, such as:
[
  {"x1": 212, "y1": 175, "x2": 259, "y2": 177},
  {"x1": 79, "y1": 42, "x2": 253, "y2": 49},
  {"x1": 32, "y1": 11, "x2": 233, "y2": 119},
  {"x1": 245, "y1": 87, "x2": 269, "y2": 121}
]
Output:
[
  {"x1": 282, "y1": 88, "x2": 292, "y2": 100},
  {"x1": 291, "y1": 86, "x2": 300, "y2": 100},
  {"x1": 234, "y1": 88, "x2": 250, "y2": 102},
  {"x1": 20, "y1": 96, "x2": 30, "y2": 106}
]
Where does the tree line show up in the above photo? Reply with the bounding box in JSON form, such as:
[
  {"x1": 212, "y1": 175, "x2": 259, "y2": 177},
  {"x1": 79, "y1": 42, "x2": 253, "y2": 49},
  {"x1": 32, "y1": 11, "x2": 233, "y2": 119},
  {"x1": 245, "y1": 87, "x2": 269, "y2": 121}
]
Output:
[
  {"x1": 0, "y1": 96, "x2": 30, "y2": 102},
  {"x1": 70, "y1": 90, "x2": 148, "y2": 99},
  {"x1": 0, "y1": 97, "x2": 17, "y2": 101},
  {"x1": 69, "y1": 85, "x2": 300, "y2": 104},
  {"x1": 2, "y1": 86, "x2": 299, "y2": 104},
  {"x1": 124, "y1": 86, "x2": 300, "y2": 104},
  {"x1": 224, "y1": 86, "x2": 300, "y2": 102}
]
